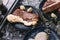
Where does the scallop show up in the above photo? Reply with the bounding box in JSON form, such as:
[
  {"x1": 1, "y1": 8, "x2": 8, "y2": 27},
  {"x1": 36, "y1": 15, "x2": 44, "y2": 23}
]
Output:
[
  {"x1": 27, "y1": 7, "x2": 33, "y2": 12},
  {"x1": 20, "y1": 5, "x2": 25, "y2": 10},
  {"x1": 51, "y1": 13, "x2": 57, "y2": 18},
  {"x1": 35, "y1": 32, "x2": 48, "y2": 40},
  {"x1": 6, "y1": 14, "x2": 23, "y2": 23}
]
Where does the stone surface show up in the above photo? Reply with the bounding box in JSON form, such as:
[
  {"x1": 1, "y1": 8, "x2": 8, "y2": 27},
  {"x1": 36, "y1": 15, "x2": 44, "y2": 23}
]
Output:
[{"x1": 1, "y1": 0, "x2": 60, "y2": 40}]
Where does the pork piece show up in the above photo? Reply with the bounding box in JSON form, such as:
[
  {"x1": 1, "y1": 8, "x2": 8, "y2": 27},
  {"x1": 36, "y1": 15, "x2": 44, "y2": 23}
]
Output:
[
  {"x1": 42, "y1": 0, "x2": 60, "y2": 13},
  {"x1": 12, "y1": 9, "x2": 38, "y2": 22},
  {"x1": 7, "y1": 9, "x2": 38, "y2": 26},
  {"x1": 35, "y1": 32, "x2": 48, "y2": 40}
]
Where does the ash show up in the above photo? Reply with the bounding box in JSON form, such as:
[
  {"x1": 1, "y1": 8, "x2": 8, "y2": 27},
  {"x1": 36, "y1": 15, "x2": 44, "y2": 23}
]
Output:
[
  {"x1": 1, "y1": 23, "x2": 27, "y2": 40},
  {"x1": 22, "y1": 0, "x2": 42, "y2": 9}
]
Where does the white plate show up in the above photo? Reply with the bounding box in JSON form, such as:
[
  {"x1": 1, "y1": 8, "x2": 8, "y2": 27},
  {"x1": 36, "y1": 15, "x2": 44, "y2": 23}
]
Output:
[{"x1": 2, "y1": 0, "x2": 9, "y2": 5}]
